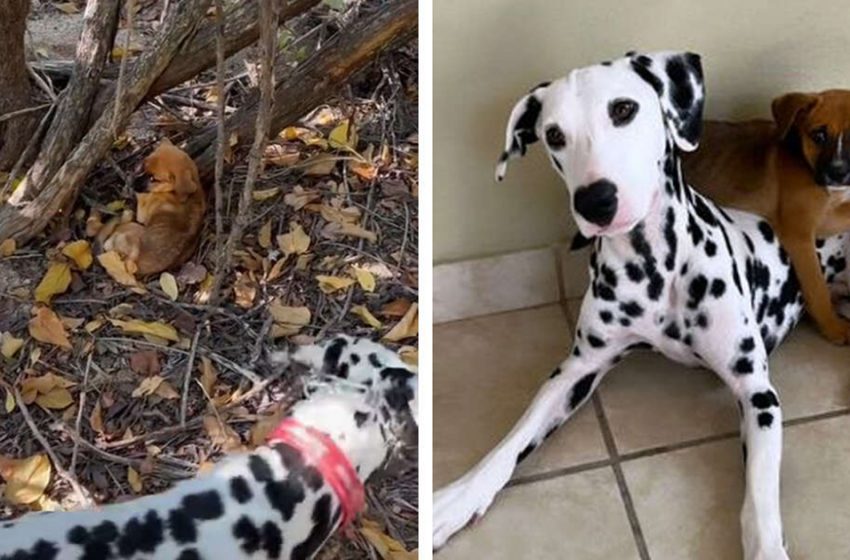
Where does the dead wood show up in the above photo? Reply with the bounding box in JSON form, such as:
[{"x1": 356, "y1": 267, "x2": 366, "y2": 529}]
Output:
[
  {"x1": 9, "y1": 0, "x2": 120, "y2": 205},
  {"x1": 189, "y1": 0, "x2": 419, "y2": 179},
  {"x1": 0, "y1": 0, "x2": 36, "y2": 170},
  {"x1": 0, "y1": 0, "x2": 211, "y2": 244}
]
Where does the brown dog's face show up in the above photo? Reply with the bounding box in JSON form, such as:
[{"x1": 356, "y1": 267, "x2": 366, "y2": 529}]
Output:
[{"x1": 773, "y1": 90, "x2": 850, "y2": 187}]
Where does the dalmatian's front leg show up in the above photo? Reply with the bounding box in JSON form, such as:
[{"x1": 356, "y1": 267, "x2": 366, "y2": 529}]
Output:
[
  {"x1": 704, "y1": 338, "x2": 788, "y2": 560},
  {"x1": 433, "y1": 318, "x2": 628, "y2": 549}
]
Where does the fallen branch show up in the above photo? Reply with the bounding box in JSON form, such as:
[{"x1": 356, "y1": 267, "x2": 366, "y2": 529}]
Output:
[{"x1": 189, "y1": 0, "x2": 418, "y2": 178}]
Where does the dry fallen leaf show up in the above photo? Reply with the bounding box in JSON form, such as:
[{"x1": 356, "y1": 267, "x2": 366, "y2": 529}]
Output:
[
  {"x1": 34, "y1": 262, "x2": 72, "y2": 304},
  {"x1": 154, "y1": 381, "x2": 180, "y2": 400},
  {"x1": 61, "y1": 240, "x2": 93, "y2": 270},
  {"x1": 232, "y1": 272, "x2": 257, "y2": 309},
  {"x1": 303, "y1": 154, "x2": 338, "y2": 176},
  {"x1": 160, "y1": 272, "x2": 179, "y2": 301},
  {"x1": 0, "y1": 238, "x2": 17, "y2": 257},
  {"x1": 263, "y1": 144, "x2": 300, "y2": 167},
  {"x1": 203, "y1": 415, "x2": 243, "y2": 452},
  {"x1": 132, "y1": 375, "x2": 165, "y2": 398},
  {"x1": 268, "y1": 302, "x2": 311, "y2": 337},
  {"x1": 283, "y1": 186, "x2": 320, "y2": 210},
  {"x1": 329, "y1": 118, "x2": 358, "y2": 150},
  {"x1": 29, "y1": 307, "x2": 72, "y2": 349},
  {"x1": 90, "y1": 399, "x2": 104, "y2": 433},
  {"x1": 98, "y1": 251, "x2": 139, "y2": 287},
  {"x1": 383, "y1": 302, "x2": 418, "y2": 342},
  {"x1": 198, "y1": 356, "x2": 218, "y2": 395},
  {"x1": 1, "y1": 331, "x2": 24, "y2": 359},
  {"x1": 252, "y1": 187, "x2": 280, "y2": 202},
  {"x1": 277, "y1": 222, "x2": 311, "y2": 257},
  {"x1": 316, "y1": 275, "x2": 355, "y2": 294},
  {"x1": 349, "y1": 159, "x2": 378, "y2": 181},
  {"x1": 399, "y1": 346, "x2": 418, "y2": 366},
  {"x1": 109, "y1": 319, "x2": 179, "y2": 342},
  {"x1": 360, "y1": 519, "x2": 417, "y2": 560},
  {"x1": 4, "y1": 389, "x2": 15, "y2": 414},
  {"x1": 381, "y1": 298, "x2": 413, "y2": 318},
  {"x1": 322, "y1": 221, "x2": 378, "y2": 243},
  {"x1": 35, "y1": 387, "x2": 74, "y2": 410},
  {"x1": 0, "y1": 454, "x2": 52, "y2": 505},
  {"x1": 351, "y1": 266, "x2": 376, "y2": 292},
  {"x1": 129, "y1": 350, "x2": 161, "y2": 376},
  {"x1": 127, "y1": 466, "x2": 143, "y2": 493},
  {"x1": 258, "y1": 219, "x2": 273, "y2": 249},
  {"x1": 351, "y1": 305, "x2": 382, "y2": 328}
]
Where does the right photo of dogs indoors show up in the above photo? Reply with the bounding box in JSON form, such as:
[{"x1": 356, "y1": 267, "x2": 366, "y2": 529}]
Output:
[{"x1": 433, "y1": 1, "x2": 850, "y2": 559}]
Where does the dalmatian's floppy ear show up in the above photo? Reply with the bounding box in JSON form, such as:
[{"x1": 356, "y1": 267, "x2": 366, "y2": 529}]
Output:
[
  {"x1": 495, "y1": 82, "x2": 551, "y2": 181},
  {"x1": 628, "y1": 51, "x2": 704, "y2": 152}
]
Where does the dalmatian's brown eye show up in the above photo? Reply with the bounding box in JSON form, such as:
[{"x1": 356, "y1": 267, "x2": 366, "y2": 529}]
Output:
[
  {"x1": 545, "y1": 125, "x2": 566, "y2": 149},
  {"x1": 811, "y1": 126, "x2": 828, "y2": 145},
  {"x1": 609, "y1": 98, "x2": 639, "y2": 126}
]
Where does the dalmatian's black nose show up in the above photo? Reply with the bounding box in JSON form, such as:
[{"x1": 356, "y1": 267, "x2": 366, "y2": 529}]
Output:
[{"x1": 573, "y1": 179, "x2": 618, "y2": 226}]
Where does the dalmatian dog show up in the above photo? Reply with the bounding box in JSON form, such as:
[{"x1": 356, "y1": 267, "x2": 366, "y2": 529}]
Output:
[
  {"x1": 0, "y1": 336, "x2": 417, "y2": 560},
  {"x1": 433, "y1": 51, "x2": 850, "y2": 559}
]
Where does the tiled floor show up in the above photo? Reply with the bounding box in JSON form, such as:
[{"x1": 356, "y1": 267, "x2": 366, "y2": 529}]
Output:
[{"x1": 434, "y1": 301, "x2": 850, "y2": 560}]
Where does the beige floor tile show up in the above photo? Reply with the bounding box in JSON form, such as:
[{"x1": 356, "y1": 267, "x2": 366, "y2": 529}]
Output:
[
  {"x1": 566, "y1": 300, "x2": 850, "y2": 454},
  {"x1": 622, "y1": 414, "x2": 850, "y2": 560},
  {"x1": 434, "y1": 305, "x2": 608, "y2": 488},
  {"x1": 436, "y1": 468, "x2": 641, "y2": 560}
]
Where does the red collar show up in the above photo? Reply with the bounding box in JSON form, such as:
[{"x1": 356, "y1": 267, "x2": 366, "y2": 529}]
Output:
[{"x1": 266, "y1": 417, "x2": 365, "y2": 528}]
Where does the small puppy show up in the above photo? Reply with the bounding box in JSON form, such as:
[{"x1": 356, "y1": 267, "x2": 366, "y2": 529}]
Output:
[
  {"x1": 683, "y1": 90, "x2": 850, "y2": 344},
  {"x1": 105, "y1": 140, "x2": 206, "y2": 276}
]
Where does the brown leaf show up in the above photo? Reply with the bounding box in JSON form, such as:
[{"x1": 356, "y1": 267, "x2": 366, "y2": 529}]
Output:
[
  {"x1": 276, "y1": 222, "x2": 311, "y2": 257},
  {"x1": 258, "y1": 219, "x2": 273, "y2": 249},
  {"x1": 263, "y1": 144, "x2": 300, "y2": 167},
  {"x1": 268, "y1": 303, "x2": 311, "y2": 337},
  {"x1": 127, "y1": 466, "x2": 143, "y2": 493},
  {"x1": 109, "y1": 319, "x2": 179, "y2": 342},
  {"x1": 0, "y1": 238, "x2": 16, "y2": 257},
  {"x1": 315, "y1": 275, "x2": 355, "y2": 294},
  {"x1": 383, "y1": 302, "x2": 418, "y2": 342},
  {"x1": 203, "y1": 415, "x2": 243, "y2": 452},
  {"x1": 380, "y1": 298, "x2": 412, "y2": 318},
  {"x1": 132, "y1": 375, "x2": 165, "y2": 398},
  {"x1": 129, "y1": 350, "x2": 161, "y2": 376},
  {"x1": 252, "y1": 187, "x2": 281, "y2": 202},
  {"x1": 283, "y1": 186, "x2": 320, "y2": 210},
  {"x1": 232, "y1": 272, "x2": 257, "y2": 309},
  {"x1": 303, "y1": 154, "x2": 338, "y2": 176},
  {"x1": 34, "y1": 262, "x2": 72, "y2": 304},
  {"x1": 198, "y1": 356, "x2": 218, "y2": 396},
  {"x1": 29, "y1": 307, "x2": 72, "y2": 349},
  {"x1": 89, "y1": 400, "x2": 104, "y2": 433},
  {"x1": 322, "y1": 221, "x2": 378, "y2": 242},
  {"x1": 35, "y1": 387, "x2": 73, "y2": 410},
  {"x1": 97, "y1": 251, "x2": 139, "y2": 287},
  {"x1": 360, "y1": 519, "x2": 417, "y2": 560},
  {"x1": 154, "y1": 381, "x2": 180, "y2": 400}
]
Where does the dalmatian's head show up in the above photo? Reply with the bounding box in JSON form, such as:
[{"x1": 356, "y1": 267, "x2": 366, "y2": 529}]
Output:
[
  {"x1": 271, "y1": 336, "x2": 418, "y2": 479},
  {"x1": 496, "y1": 51, "x2": 704, "y2": 238}
]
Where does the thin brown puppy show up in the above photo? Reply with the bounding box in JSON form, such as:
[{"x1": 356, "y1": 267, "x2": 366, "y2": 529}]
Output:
[{"x1": 683, "y1": 90, "x2": 850, "y2": 344}]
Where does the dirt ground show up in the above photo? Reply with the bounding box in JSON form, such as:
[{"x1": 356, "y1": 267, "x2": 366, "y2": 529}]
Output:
[{"x1": 1, "y1": 1, "x2": 419, "y2": 558}]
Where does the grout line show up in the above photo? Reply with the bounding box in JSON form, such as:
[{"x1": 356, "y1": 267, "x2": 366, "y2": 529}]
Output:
[
  {"x1": 508, "y1": 458, "x2": 614, "y2": 487},
  {"x1": 593, "y1": 394, "x2": 652, "y2": 560}
]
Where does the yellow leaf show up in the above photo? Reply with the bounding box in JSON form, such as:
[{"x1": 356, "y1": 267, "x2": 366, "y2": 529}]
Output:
[
  {"x1": 35, "y1": 387, "x2": 73, "y2": 410},
  {"x1": 84, "y1": 318, "x2": 105, "y2": 333},
  {"x1": 303, "y1": 154, "x2": 338, "y2": 176},
  {"x1": 276, "y1": 223, "x2": 311, "y2": 257},
  {"x1": 159, "y1": 272, "x2": 179, "y2": 301},
  {"x1": 132, "y1": 375, "x2": 165, "y2": 398},
  {"x1": 252, "y1": 187, "x2": 280, "y2": 201},
  {"x1": 1, "y1": 332, "x2": 24, "y2": 359},
  {"x1": 383, "y1": 302, "x2": 418, "y2": 342},
  {"x1": 360, "y1": 519, "x2": 417, "y2": 560},
  {"x1": 323, "y1": 221, "x2": 378, "y2": 242},
  {"x1": 28, "y1": 307, "x2": 72, "y2": 349},
  {"x1": 198, "y1": 356, "x2": 218, "y2": 395},
  {"x1": 268, "y1": 303, "x2": 311, "y2": 337},
  {"x1": 34, "y1": 262, "x2": 72, "y2": 304},
  {"x1": 316, "y1": 275, "x2": 355, "y2": 294},
  {"x1": 258, "y1": 219, "x2": 273, "y2": 249},
  {"x1": 0, "y1": 454, "x2": 52, "y2": 505},
  {"x1": 54, "y1": 2, "x2": 80, "y2": 14},
  {"x1": 351, "y1": 305, "x2": 382, "y2": 328},
  {"x1": 351, "y1": 266, "x2": 376, "y2": 292},
  {"x1": 329, "y1": 119, "x2": 358, "y2": 150},
  {"x1": 194, "y1": 273, "x2": 215, "y2": 304},
  {"x1": 0, "y1": 238, "x2": 15, "y2": 257},
  {"x1": 61, "y1": 240, "x2": 93, "y2": 270},
  {"x1": 127, "y1": 466, "x2": 143, "y2": 493},
  {"x1": 4, "y1": 389, "x2": 15, "y2": 413},
  {"x1": 98, "y1": 251, "x2": 139, "y2": 287},
  {"x1": 109, "y1": 319, "x2": 179, "y2": 342}
]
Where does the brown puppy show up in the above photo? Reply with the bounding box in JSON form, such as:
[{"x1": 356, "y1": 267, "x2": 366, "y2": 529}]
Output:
[
  {"x1": 105, "y1": 141, "x2": 206, "y2": 276},
  {"x1": 683, "y1": 90, "x2": 850, "y2": 344}
]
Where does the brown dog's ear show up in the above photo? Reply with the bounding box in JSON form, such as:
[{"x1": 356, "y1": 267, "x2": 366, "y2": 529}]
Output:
[
  {"x1": 772, "y1": 93, "x2": 820, "y2": 139},
  {"x1": 173, "y1": 167, "x2": 199, "y2": 197}
]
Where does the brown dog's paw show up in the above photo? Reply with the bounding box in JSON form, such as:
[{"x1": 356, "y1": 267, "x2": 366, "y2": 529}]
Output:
[{"x1": 819, "y1": 318, "x2": 850, "y2": 345}]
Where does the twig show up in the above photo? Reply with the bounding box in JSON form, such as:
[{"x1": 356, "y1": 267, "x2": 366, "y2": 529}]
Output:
[
  {"x1": 0, "y1": 103, "x2": 52, "y2": 124},
  {"x1": 12, "y1": 386, "x2": 94, "y2": 508},
  {"x1": 249, "y1": 314, "x2": 274, "y2": 365},
  {"x1": 180, "y1": 327, "x2": 202, "y2": 426},
  {"x1": 70, "y1": 353, "x2": 93, "y2": 475},
  {"x1": 26, "y1": 64, "x2": 57, "y2": 102},
  {"x1": 211, "y1": 0, "x2": 227, "y2": 303},
  {"x1": 0, "y1": 100, "x2": 57, "y2": 201},
  {"x1": 207, "y1": 0, "x2": 278, "y2": 305},
  {"x1": 112, "y1": 0, "x2": 135, "y2": 138}
]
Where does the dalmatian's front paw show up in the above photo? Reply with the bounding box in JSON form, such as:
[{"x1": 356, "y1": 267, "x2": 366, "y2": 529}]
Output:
[{"x1": 433, "y1": 476, "x2": 499, "y2": 549}]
